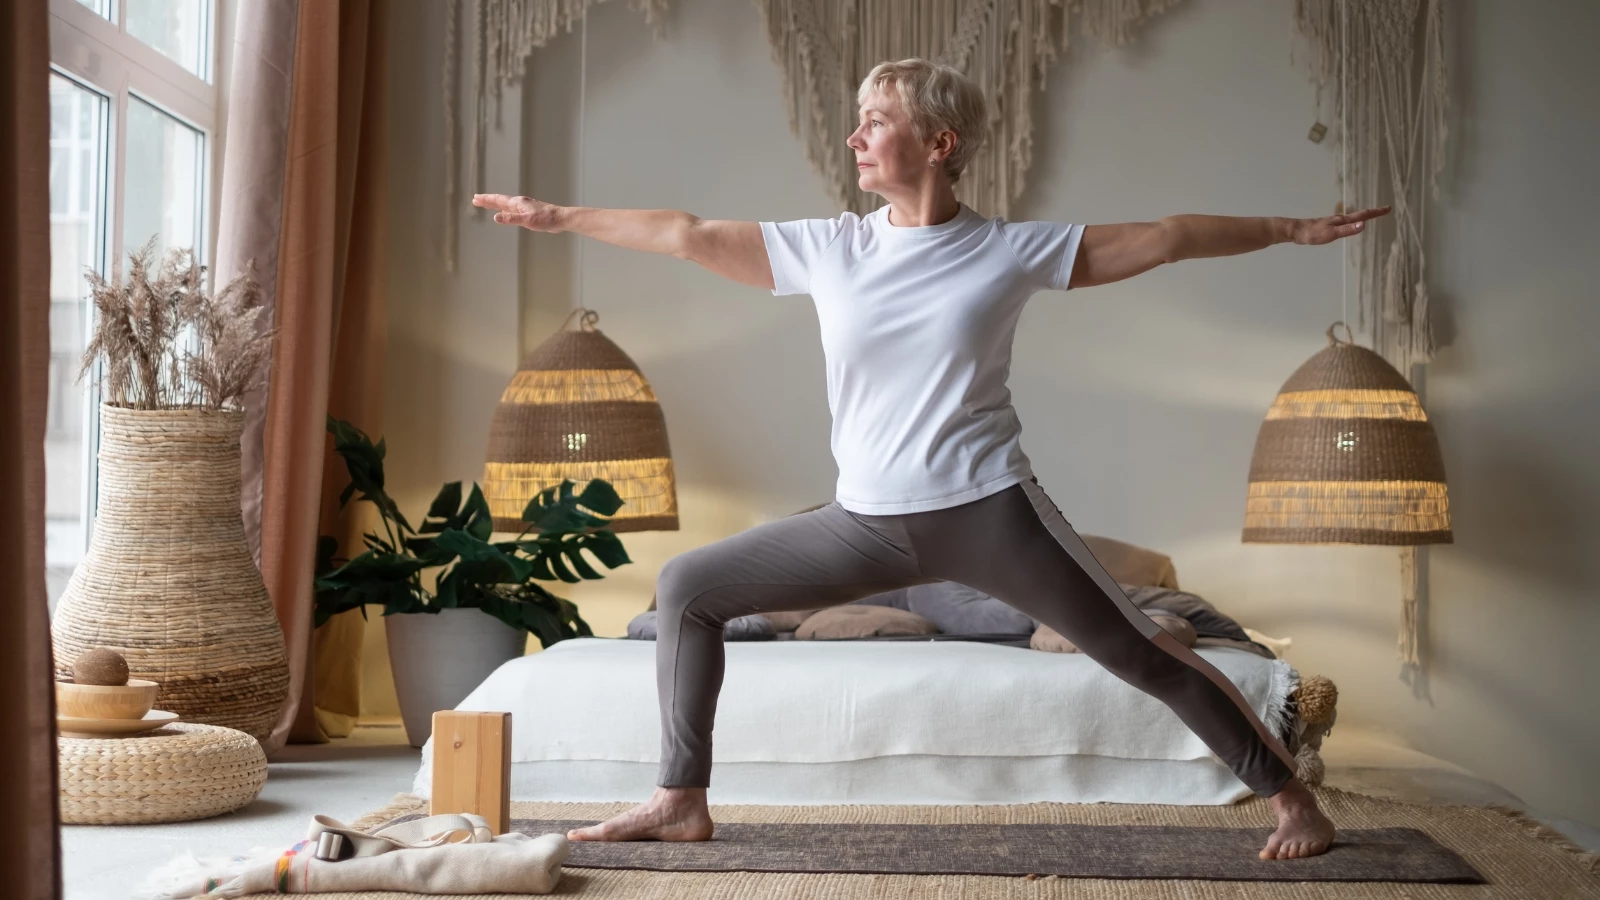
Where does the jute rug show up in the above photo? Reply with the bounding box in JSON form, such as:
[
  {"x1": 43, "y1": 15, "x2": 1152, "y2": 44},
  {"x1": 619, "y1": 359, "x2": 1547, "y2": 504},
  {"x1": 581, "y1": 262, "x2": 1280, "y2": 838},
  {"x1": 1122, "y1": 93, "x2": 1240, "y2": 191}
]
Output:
[{"x1": 239, "y1": 787, "x2": 1600, "y2": 899}]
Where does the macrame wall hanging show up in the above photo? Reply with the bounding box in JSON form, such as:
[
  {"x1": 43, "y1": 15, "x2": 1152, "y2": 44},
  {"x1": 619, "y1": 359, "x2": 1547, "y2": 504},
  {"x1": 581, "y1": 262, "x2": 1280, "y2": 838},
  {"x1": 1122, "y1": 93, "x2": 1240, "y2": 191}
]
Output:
[
  {"x1": 757, "y1": 0, "x2": 1184, "y2": 219},
  {"x1": 440, "y1": 0, "x2": 668, "y2": 271},
  {"x1": 1295, "y1": 0, "x2": 1448, "y2": 373},
  {"x1": 440, "y1": 0, "x2": 1182, "y2": 252},
  {"x1": 1294, "y1": 0, "x2": 1451, "y2": 669}
]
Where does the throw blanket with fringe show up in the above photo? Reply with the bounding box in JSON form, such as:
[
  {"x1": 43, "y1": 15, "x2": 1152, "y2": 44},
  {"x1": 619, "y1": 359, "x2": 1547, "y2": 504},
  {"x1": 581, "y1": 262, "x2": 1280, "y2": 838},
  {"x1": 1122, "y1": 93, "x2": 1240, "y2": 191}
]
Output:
[{"x1": 430, "y1": 638, "x2": 1297, "y2": 765}]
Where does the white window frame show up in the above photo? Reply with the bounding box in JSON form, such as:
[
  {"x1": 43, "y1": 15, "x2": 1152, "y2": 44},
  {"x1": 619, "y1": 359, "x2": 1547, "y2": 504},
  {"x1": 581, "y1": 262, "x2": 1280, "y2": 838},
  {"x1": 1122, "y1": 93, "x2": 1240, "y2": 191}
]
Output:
[{"x1": 47, "y1": 0, "x2": 234, "y2": 546}]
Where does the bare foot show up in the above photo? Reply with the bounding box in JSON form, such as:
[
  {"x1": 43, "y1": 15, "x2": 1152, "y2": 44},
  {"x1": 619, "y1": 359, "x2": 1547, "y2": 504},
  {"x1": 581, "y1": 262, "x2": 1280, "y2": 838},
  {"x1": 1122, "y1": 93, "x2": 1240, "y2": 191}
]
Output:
[
  {"x1": 567, "y1": 786, "x2": 715, "y2": 842},
  {"x1": 1260, "y1": 777, "x2": 1336, "y2": 860}
]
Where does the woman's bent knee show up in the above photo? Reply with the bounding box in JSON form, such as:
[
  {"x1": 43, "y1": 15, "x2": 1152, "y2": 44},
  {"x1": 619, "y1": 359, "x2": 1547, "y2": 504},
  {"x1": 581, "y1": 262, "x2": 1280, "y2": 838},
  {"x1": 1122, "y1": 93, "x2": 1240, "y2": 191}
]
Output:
[{"x1": 655, "y1": 550, "x2": 722, "y2": 619}]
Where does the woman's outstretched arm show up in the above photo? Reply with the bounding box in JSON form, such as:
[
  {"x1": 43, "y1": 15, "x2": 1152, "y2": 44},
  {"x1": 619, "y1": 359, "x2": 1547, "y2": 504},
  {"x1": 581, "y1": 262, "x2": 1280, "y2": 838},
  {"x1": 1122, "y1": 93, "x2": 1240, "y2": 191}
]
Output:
[
  {"x1": 473, "y1": 194, "x2": 774, "y2": 290},
  {"x1": 1068, "y1": 206, "x2": 1390, "y2": 290}
]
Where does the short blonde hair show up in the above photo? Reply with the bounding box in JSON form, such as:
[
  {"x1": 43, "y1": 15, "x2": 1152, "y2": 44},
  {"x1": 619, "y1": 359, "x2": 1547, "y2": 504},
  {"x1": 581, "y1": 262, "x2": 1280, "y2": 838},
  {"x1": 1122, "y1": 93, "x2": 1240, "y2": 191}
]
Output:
[{"x1": 857, "y1": 58, "x2": 987, "y2": 183}]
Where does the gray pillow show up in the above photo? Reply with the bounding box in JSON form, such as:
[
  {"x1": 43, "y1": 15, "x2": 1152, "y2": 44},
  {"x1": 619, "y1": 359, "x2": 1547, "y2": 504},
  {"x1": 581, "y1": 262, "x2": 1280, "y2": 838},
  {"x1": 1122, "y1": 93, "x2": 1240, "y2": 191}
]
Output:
[
  {"x1": 1122, "y1": 585, "x2": 1258, "y2": 644},
  {"x1": 857, "y1": 582, "x2": 1035, "y2": 636},
  {"x1": 626, "y1": 610, "x2": 775, "y2": 641}
]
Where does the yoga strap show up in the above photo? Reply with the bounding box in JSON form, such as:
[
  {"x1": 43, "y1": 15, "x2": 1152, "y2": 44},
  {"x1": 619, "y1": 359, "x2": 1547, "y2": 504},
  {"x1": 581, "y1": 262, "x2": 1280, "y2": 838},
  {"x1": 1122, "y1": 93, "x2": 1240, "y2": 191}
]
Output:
[{"x1": 307, "y1": 813, "x2": 494, "y2": 861}]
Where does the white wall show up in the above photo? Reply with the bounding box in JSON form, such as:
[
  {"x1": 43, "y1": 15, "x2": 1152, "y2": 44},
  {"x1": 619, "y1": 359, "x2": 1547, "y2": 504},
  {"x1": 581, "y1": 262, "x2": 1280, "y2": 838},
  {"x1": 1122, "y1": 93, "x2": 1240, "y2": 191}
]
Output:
[
  {"x1": 376, "y1": 0, "x2": 526, "y2": 719},
  {"x1": 388, "y1": 0, "x2": 1600, "y2": 828}
]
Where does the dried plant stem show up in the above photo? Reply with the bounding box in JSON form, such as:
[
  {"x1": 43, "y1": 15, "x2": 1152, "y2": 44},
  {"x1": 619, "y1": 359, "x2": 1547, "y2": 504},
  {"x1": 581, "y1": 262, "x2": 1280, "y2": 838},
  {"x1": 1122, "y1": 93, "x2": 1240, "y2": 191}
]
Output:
[{"x1": 79, "y1": 243, "x2": 276, "y2": 411}]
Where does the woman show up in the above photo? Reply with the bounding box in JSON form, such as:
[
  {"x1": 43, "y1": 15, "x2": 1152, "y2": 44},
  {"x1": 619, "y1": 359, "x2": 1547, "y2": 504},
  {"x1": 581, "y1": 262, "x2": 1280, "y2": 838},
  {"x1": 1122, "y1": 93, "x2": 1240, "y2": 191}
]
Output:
[{"x1": 476, "y1": 58, "x2": 1382, "y2": 861}]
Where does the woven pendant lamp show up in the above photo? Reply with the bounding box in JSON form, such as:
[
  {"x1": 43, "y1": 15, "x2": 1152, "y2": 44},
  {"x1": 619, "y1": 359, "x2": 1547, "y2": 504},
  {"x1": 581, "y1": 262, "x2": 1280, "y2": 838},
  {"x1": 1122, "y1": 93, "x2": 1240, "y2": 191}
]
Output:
[
  {"x1": 1243, "y1": 322, "x2": 1452, "y2": 662},
  {"x1": 484, "y1": 308, "x2": 679, "y2": 533}
]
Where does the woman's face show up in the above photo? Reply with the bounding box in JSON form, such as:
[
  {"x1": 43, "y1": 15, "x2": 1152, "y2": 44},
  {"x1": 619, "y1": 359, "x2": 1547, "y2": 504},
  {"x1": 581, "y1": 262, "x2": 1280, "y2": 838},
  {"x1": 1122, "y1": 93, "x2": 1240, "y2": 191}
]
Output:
[{"x1": 847, "y1": 88, "x2": 933, "y2": 194}]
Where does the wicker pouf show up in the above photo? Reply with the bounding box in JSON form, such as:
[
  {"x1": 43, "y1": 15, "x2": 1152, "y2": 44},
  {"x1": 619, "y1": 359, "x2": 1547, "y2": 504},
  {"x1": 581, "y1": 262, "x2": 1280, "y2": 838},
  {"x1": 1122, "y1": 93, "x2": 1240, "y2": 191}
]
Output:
[{"x1": 59, "y1": 722, "x2": 268, "y2": 825}]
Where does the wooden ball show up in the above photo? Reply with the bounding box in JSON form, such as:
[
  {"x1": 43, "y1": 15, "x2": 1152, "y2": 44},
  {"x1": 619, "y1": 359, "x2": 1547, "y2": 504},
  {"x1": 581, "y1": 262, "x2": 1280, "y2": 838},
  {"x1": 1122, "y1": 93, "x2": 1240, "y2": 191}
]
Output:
[{"x1": 72, "y1": 648, "x2": 129, "y2": 686}]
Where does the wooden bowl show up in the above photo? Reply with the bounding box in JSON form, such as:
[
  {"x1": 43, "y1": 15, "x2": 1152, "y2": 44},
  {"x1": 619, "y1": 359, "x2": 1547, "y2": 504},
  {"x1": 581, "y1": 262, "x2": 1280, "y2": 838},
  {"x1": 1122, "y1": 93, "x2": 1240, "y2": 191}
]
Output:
[
  {"x1": 56, "y1": 679, "x2": 158, "y2": 720},
  {"x1": 58, "y1": 709, "x2": 180, "y2": 739}
]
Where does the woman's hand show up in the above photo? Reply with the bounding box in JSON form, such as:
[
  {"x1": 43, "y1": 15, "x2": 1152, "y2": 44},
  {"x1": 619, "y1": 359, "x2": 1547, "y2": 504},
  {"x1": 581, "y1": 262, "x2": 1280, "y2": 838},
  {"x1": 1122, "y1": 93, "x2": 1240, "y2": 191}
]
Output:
[
  {"x1": 1287, "y1": 205, "x2": 1391, "y2": 245},
  {"x1": 1072, "y1": 205, "x2": 1394, "y2": 289},
  {"x1": 468, "y1": 193, "x2": 775, "y2": 290},
  {"x1": 473, "y1": 194, "x2": 565, "y2": 232}
]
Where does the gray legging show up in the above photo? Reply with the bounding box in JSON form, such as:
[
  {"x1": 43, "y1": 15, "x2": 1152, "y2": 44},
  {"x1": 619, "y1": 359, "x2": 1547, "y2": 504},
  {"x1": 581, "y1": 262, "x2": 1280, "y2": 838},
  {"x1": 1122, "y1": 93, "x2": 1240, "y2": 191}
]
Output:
[{"x1": 653, "y1": 478, "x2": 1299, "y2": 797}]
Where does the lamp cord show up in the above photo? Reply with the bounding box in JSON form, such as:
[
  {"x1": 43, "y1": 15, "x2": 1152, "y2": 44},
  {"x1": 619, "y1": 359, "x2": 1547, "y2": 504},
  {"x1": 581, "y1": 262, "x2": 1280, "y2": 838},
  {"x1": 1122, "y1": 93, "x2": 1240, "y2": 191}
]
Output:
[
  {"x1": 575, "y1": 4, "x2": 589, "y2": 318},
  {"x1": 1339, "y1": 0, "x2": 1349, "y2": 335}
]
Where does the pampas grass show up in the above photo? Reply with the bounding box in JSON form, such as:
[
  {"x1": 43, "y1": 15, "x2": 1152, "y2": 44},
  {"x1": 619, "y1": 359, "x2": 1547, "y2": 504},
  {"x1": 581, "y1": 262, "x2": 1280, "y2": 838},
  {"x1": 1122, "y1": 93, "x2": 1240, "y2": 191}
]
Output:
[{"x1": 79, "y1": 240, "x2": 275, "y2": 411}]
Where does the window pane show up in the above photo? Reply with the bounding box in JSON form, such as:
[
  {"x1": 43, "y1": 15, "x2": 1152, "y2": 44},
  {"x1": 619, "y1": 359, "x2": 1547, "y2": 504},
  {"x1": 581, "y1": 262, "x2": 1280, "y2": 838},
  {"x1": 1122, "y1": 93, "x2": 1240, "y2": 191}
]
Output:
[
  {"x1": 74, "y1": 0, "x2": 112, "y2": 20},
  {"x1": 126, "y1": 0, "x2": 210, "y2": 80},
  {"x1": 47, "y1": 74, "x2": 109, "y2": 609},
  {"x1": 123, "y1": 95, "x2": 204, "y2": 262}
]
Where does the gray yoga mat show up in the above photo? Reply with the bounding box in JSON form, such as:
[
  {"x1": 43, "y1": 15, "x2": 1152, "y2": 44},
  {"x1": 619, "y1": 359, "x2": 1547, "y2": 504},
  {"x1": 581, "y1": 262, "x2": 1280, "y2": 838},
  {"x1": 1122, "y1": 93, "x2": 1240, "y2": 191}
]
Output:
[{"x1": 500, "y1": 818, "x2": 1483, "y2": 883}]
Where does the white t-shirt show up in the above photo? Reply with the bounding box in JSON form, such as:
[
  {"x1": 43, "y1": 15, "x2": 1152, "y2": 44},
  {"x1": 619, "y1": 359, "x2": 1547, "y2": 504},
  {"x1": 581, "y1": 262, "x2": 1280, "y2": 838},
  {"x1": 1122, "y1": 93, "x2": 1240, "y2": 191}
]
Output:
[{"x1": 761, "y1": 203, "x2": 1084, "y2": 515}]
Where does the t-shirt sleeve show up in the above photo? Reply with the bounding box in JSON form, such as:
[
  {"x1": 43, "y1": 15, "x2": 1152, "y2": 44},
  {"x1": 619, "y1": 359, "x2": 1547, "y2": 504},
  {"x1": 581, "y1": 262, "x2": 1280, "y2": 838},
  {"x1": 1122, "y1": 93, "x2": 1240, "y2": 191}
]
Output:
[
  {"x1": 760, "y1": 216, "x2": 851, "y2": 296},
  {"x1": 999, "y1": 220, "x2": 1086, "y2": 291}
]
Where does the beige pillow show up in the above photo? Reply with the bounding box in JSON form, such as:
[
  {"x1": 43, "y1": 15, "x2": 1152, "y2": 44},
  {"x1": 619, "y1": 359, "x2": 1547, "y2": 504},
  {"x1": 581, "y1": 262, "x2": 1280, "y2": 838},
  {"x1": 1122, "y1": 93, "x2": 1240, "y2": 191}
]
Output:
[
  {"x1": 1030, "y1": 623, "x2": 1079, "y2": 653},
  {"x1": 797, "y1": 605, "x2": 939, "y2": 639},
  {"x1": 761, "y1": 609, "x2": 820, "y2": 631},
  {"x1": 1080, "y1": 534, "x2": 1180, "y2": 589},
  {"x1": 1152, "y1": 614, "x2": 1197, "y2": 646},
  {"x1": 1030, "y1": 614, "x2": 1196, "y2": 653}
]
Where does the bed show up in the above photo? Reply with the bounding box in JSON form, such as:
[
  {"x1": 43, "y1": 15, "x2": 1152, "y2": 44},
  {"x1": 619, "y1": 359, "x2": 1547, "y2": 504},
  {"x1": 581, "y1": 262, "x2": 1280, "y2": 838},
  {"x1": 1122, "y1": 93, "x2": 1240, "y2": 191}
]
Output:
[
  {"x1": 412, "y1": 634, "x2": 1335, "y2": 807},
  {"x1": 411, "y1": 531, "x2": 1336, "y2": 806}
]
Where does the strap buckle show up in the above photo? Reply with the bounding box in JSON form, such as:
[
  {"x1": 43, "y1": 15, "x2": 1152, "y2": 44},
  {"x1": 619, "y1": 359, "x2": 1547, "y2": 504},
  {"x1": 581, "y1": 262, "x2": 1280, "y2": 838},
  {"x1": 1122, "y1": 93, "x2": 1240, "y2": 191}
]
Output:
[{"x1": 314, "y1": 831, "x2": 352, "y2": 862}]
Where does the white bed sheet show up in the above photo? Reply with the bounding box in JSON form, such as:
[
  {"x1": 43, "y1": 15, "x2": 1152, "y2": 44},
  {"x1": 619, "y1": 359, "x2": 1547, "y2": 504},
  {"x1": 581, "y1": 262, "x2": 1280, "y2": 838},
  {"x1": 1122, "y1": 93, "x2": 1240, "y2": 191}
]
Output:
[{"x1": 414, "y1": 637, "x2": 1295, "y2": 806}]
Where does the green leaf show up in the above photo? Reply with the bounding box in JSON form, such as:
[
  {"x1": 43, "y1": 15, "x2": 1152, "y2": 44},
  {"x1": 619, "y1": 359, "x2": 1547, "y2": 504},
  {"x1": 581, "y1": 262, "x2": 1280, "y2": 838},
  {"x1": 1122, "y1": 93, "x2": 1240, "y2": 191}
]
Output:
[
  {"x1": 319, "y1": 548, "x2": 427, "y2": 585},
  {"x1": 518, "y1": 580, "x2": 559, "y2": 604},
  {"x1": 436, "y1": 528, "x2": 532, "y2": 584},
  {"x1": 526, "y1": 553, "x2": 556, "y2": 581},
  {"x1": 381, "y1": 496, "x2": 414, "y2": 535},
  {"x1": 523, "y1": 604, "x2": 564, "y2": 649},
  {"x1": 463, "y1": 483, "x2": 494, "y2": 541},
  {"x1": 521, "y1": 490, "x2": 586, "y2": 532},
  {"x1": 423, "y1": 482, "x2": 463, "y2": 528},
  {"x1": 314, "y1": 534, "x2": 341, "y2": 575},
  {"x1": 581, "y1": 531, "x2": 632, "y2": 569},
  {"x1": 434, "y1": 570, "x2": 461, "y2": 608},
  {"x1": 316, "y1": 573, "x2": 421, "y2": 624},
  {"x1": 547, "y1": 551, "x2": 578, "y2": 584},
  {"x1": 326, "y1": 417, "x2": 413, "y2": 534},
  {"x1": 523, "y1": 486, "x2": 549, "y2": 519},
  {"x1": 562, "y1": 542, "x2": 602, "y2": 580},
  {"x1": 577, "y1": 479, "x2": 625, "y2": 517}
]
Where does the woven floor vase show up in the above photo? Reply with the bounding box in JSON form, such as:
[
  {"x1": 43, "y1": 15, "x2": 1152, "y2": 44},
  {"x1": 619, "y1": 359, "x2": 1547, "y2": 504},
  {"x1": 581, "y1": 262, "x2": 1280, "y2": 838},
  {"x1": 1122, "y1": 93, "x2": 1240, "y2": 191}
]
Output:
[{"x1": 51, "y1": 405, "x2": 290, "y2": 742}]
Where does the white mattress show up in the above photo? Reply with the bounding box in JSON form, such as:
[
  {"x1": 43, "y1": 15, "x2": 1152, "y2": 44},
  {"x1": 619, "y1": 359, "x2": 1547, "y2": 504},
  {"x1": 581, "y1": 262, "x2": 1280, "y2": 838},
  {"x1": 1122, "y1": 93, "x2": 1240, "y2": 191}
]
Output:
[{"x1": 414, "y1": 637, "x2": 1296, "y2": 806}]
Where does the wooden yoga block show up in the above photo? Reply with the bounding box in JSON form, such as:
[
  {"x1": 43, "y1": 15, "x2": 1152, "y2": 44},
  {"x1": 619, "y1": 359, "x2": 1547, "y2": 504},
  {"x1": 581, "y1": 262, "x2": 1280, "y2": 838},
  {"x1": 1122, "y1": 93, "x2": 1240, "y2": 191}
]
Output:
[{"x1": 430, "y1": 710, "x2": 512, "y2": 834}]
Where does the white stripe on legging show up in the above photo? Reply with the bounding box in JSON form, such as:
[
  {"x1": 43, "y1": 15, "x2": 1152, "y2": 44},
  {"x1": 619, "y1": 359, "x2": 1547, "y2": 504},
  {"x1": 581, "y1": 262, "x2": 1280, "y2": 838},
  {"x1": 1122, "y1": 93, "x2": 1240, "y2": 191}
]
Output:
[{"x1": 1016, "y1": 479, "x2": 1300, "y2": 777}]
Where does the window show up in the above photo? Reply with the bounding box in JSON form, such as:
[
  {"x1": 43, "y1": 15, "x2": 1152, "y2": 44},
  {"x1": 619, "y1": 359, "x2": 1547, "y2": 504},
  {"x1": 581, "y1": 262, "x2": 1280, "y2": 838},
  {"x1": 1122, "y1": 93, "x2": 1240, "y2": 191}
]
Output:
[{"x1": 46, "y1": 0, "x2": 228, "y2": 608}]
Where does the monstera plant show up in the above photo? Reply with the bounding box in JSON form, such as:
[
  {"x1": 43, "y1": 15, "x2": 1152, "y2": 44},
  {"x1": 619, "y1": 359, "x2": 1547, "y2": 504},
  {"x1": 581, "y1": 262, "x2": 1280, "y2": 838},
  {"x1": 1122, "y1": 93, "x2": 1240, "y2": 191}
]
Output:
[{"x1": 314, "y1": 417, "x2": 632, "y2": 745}]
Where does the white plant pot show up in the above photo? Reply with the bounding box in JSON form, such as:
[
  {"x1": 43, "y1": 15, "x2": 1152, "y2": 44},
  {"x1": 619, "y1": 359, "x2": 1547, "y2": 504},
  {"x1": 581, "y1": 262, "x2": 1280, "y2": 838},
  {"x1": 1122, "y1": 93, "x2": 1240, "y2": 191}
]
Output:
[{"x1": 385, "y1": 608, "x2": 527, "y2": 747}]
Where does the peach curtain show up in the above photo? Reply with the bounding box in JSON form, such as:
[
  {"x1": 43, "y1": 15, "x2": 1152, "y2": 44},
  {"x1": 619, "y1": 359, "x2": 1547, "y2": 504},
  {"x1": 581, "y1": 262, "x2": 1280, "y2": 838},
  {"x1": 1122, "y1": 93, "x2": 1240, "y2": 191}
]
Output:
[
  {"x1": 0, "y1": 0, "x2": 62, "y2": 894},
  {"x1": 219, "y1": 0, "x2": 388, "y2": 752}
]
